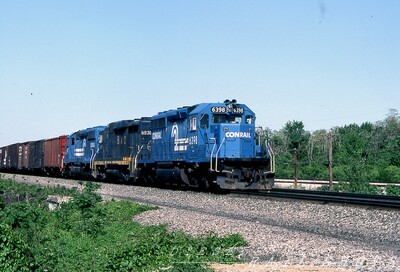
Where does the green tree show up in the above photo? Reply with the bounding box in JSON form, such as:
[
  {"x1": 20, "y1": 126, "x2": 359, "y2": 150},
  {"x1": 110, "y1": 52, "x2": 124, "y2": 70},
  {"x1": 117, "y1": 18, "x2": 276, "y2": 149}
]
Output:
[
  {"x1": 283, "y1": 120, "x2": 309, "y2": 150},
  {"x1": 268, "y1": 109, "x2": 400, "y2": 188}
]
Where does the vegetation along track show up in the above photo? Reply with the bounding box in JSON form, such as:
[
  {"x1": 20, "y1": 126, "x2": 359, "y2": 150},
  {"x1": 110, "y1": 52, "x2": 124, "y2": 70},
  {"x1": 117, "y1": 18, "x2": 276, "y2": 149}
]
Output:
[
  {"x1": 237, "y1": 188, "x2": 400, "y2": 209},
  {"x1": 3, "y1": 173, "x2": 400, "y2": 271}
]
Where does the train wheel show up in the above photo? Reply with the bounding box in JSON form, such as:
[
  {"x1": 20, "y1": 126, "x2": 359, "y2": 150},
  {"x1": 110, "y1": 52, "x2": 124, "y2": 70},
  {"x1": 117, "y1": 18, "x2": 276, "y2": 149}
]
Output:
[
  {"x1": 199, "y1": 176, "x2": 209, "y2": 189},
  {"x1": 121, "y1": 172, "x2": 130, "y2": 183},
  {"x1": 97, "y1": 172, "x2": 106, "y2": 181},
  {"x1": 189, "y1": 177, "x2": 199, "y2": 187},
  {"x1": 143, "y1": 174, "x2": 156, "y2": 186}
]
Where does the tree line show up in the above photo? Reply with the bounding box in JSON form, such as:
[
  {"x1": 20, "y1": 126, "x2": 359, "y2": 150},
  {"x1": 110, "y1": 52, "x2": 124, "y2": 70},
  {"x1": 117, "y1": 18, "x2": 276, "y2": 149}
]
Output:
[{"x1": 264, "y1": 109, "x2": 400, "y2": 187}]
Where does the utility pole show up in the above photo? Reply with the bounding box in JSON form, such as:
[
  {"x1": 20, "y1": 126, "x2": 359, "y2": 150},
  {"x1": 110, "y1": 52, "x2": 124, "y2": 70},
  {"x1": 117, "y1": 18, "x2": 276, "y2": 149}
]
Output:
[
  {"x1": 293, "y1": 148, "x2": 298, "y2": 188},
  {"x1": 328, "y1": 131, "x2": 333, "y2": 190}
]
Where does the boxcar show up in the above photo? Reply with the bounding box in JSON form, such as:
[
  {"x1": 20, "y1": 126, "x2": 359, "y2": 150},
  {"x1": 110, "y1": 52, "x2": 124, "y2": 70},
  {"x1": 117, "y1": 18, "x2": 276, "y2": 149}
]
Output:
[
  {"x1": 18, "y1": 142, "x2": 31, "y2": 170},
  {"x1": 44, "y1": 136, "x2": 67, "y2": 175},
  {"x1": 29, "y1": 140, "x2": 45, "y2": 173},
  {"x1": 7, "y1": 143, "x2": 19, "y2": 170},
  {"x1": 0, "y1": 146, "x2": 6, "y2": 170}
]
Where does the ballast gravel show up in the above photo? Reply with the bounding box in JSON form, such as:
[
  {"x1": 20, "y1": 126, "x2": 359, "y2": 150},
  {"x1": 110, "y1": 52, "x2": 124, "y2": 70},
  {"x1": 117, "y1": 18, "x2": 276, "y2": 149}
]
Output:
[{"x1": 3, "y1": 173, "x2": 399, "y2": 272}]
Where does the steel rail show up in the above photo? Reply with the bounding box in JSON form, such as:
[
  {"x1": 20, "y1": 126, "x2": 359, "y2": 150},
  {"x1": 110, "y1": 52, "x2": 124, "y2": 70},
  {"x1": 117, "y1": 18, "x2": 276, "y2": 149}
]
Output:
[
  {"x1": 235, "y1": 188, "x2": 400, "y2": 209},
  {"x1": 274, "y1": 179, "x2": 400, "y2": 188}
]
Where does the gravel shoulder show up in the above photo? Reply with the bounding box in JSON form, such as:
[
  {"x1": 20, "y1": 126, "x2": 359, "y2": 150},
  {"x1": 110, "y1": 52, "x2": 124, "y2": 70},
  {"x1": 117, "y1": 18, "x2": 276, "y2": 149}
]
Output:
[{"x1": 2, "y1": 173, "x2": 399, "y2": 272}]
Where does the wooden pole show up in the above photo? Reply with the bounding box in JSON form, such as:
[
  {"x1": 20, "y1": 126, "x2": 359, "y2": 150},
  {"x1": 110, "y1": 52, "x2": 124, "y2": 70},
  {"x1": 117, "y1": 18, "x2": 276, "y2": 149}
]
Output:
[
  {"x1": 293, "y1": 148, "x2": 298, "y2": 188},
  {"x1": 328, "y1": 132, "x2": 333, "y2": 190}
]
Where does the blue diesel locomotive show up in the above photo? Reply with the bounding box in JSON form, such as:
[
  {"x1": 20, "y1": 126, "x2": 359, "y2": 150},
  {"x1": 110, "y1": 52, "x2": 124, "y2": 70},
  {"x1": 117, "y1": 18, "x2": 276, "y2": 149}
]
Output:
[
  {"x1": 1, "y1": 100, "x2": 274, "y2": 191},
  {"x1": 137, "y1": 100, "x2": 275, "y2": 190},
  {"x1": 93, "y1": 118, "x2": 152, "y2": 181},
  {"x1": 63, "y1": 126, "x2": 106, "y2": 178}
]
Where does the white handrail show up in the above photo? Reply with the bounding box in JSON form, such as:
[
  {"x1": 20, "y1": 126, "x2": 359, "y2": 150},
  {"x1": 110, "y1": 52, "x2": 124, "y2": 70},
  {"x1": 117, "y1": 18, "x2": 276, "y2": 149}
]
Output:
[
  {"x1": 133, "y1": 145, "x2": 144, "y2": 171},
  {"x1": 89, "y1": 148, "x2": 95, "y2": 171},
  {"x1": 214, "y1": 137, "x2": 226, "y2": 172},
  {"x1": 266, "y1": 141, "x2": 275, "y2": 174},
  {"x1": 209, "y1": 138, "x2": 216, "y2": 170}
]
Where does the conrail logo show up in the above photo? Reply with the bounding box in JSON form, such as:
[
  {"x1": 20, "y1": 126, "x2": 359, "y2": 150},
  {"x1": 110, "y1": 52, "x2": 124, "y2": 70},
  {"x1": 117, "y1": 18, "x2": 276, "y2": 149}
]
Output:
[{"x1": 225, "y1": 132, "x2": 251, "y2": 139}]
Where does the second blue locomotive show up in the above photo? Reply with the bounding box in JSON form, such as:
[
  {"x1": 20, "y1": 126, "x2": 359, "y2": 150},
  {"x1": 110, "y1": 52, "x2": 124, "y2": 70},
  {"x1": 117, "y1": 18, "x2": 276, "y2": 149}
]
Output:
[{"x1": 62, "y1": 100, "x2": 275, "y2": 190}]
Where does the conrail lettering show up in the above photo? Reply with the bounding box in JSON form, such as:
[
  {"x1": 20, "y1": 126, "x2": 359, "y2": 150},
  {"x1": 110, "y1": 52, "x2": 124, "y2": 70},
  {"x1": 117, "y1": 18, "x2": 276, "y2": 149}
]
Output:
[{"x1": 225, "y1": 132, "x2": 251, "y2": 138}]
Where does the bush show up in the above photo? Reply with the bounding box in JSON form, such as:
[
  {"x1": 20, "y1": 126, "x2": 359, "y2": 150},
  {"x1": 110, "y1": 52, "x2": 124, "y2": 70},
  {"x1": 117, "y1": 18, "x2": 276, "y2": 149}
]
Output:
[
  {"x1": 0, "y1": 179, "x2": 247, "y2": 271},
  {"x1": 275, "y1": 167, "x2": 293, "y2": 179},
  {"x1": 106, "y1": 228, "x2": 246, "y2": 271},
  {"x1": 379, "y1": 166, "x2": 400, "y2": 183},
  {"x1": 299, "y1": 164, "x2": 328, "y2": 180},
  {"x1": 386, "y1": 185, "x2": 400, "y2": 196},
  {"x1": 55, "y1": 181, "x2": 106, "y2": 236},
  {"x1": 333, "y1": 160, "x2": 381, "y2": 194},
  {"x1": 364, "y1": 165, "x2": 380, "y2": 181},
  {"x1": 2, "y1": 202, "x2": 45, "y2": 230},
  {"x1": 333, "y1": 181, "x2": 381, "y2": 195},
  {"x1": 0, "y1": 224, "x2": 33, "y2": 272}
]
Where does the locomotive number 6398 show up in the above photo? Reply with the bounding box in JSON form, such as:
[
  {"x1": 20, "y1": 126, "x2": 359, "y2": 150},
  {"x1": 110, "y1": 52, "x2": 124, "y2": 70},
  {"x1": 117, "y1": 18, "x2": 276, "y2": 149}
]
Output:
[{"x1": 211, "y1": 106, "x2": 226, "y2": 113}]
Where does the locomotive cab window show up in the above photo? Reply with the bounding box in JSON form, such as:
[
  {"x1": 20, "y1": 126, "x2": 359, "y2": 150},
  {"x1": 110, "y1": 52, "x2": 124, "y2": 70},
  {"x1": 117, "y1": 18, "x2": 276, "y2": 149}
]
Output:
[
  {"x1": 212, "y1": 114, "x2": 242, "y2": 124},
  {"x1": 245, "y1": 115, "x2": 254, "y2": 124},
  {"x1": 230, "y1": 116, "x2": 242, "y2": 124},
  {"x1": 212, "y1": 114, "x2": 226, "y2": 123},
  {"x1": 200, "y1": 114, "x2": 209, "y2": 128},
  {"x1": 88, "y1": 131, "x2": 95, "y2": 140},
  {"x1": 151, "y1": 118, "x2": 166, "y2": 129},
  {"x1": 190, "y1": 117, "x2": 197, "y2": 131},
  {"x1": 128, "y1": 125, "x2": 139, "y2": 133}
]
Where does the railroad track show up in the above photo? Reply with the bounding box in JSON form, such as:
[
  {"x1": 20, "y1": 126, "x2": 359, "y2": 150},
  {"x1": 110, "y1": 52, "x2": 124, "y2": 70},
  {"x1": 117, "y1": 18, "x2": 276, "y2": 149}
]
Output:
[
  {"x1": 3, "y1": 172, "x2": 400, "y2": 208},
  {"x1": 236, "y1": 188, "x2": 400, "y2": 209},
  {"x1": 274, "y1": 178, "x2": 400, "y2": 190}
]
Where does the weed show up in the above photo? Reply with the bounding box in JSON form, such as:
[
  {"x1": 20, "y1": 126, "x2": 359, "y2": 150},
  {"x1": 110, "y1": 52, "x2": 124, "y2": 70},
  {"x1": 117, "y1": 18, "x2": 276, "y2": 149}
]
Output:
[{"x1": 0, "y1": 179, "x2": 247, "y2": 271}]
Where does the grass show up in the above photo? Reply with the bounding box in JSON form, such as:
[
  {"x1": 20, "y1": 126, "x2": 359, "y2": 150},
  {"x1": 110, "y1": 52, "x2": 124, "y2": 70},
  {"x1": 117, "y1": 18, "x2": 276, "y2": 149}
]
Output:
[{"x1": 0, "y1": 178, "x2": 246, "y2": 271}]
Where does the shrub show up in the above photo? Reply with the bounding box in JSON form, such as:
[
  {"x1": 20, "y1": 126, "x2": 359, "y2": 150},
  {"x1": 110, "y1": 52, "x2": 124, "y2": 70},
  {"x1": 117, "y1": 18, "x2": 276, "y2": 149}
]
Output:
[
  {"x1": 2, "y1": 202, "x2": 45, "y2": 230},
  {"x1": 333, "y1": 160, "x2": 381, "y2": 194},
  {"x1": 379, "y1": 166, "x2": 400, "y2": 183},
  {"x1": 0, "y1": 179, "x2": 247, "y2": 271},
  {"x1": 0, "y1": 224, "x2": 33, "y2": 272},
  {"x1": 386, "y1": 185, "x2": 400, "y2": 196},
  {"x1": 299, "y1": 164, "x2": 328, "y2": 180},
  {"x1": 106, "y1": 228, "x2": 247, "y2": 271},
  {"x1": 55, "y1": 181, "x2": 105, "y2": 236}
]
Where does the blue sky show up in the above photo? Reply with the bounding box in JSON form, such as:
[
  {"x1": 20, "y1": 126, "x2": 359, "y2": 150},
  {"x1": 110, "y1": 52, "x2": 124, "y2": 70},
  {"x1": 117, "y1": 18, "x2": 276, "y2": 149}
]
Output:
[{"x1": 1, "y1": 0, "x2": 399, "y2": 146}]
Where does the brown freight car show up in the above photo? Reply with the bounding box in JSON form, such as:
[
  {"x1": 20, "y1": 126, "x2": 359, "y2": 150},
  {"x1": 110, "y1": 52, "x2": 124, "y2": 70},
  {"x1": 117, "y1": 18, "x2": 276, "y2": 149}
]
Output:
[{"x1": 44, "y1": 136, "x2": 67, "y2": 175}]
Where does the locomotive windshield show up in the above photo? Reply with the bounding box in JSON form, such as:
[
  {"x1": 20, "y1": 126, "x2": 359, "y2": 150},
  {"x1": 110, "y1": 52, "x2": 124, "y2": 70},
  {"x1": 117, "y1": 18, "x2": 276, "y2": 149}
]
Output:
[
  {"x1": 212, "y1": 114, "x2": 254, "y2": 124},
  {"x1": 212, "y1": 114, "x2": 242, "y2": 124}
]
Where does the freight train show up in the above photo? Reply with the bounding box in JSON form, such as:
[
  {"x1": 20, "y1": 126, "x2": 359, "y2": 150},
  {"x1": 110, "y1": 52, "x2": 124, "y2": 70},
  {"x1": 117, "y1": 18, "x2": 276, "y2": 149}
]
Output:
[{"x1": 0, "y1": 100, "x2": 275, "y2": 190}]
